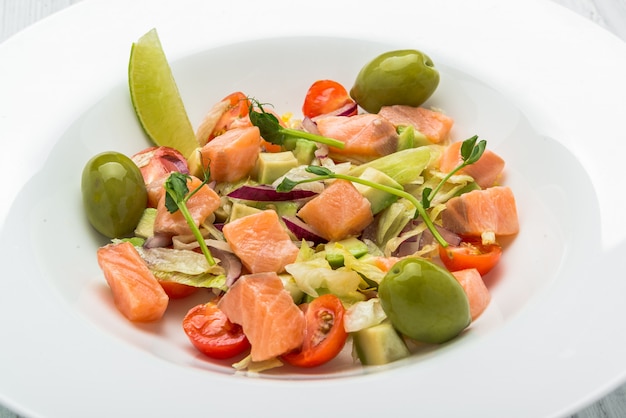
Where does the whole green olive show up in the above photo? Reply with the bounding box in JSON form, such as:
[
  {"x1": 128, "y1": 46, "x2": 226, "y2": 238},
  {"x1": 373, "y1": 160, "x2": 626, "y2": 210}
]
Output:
[
  {"x1": 81, "y1": 151, "x2": 147, "y2": 238},
  {"x1": 378, "y1": 257, "x2": 470, "y2": 344},
  {"x1": 350, "y1": 49, "x2": 440, "y2": 114}
]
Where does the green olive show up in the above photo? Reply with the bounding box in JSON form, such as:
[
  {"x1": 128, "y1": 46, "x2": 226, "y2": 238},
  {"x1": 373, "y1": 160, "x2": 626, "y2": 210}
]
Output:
[
  {"x1": 81, "y1": 151, "x2": 147, "y2": 238},
  {"x1": 350, "y1": 49, "x2": 440, "y2": 114},
  {"x1": 378, "y1": 257, "x2": 470, "y2": 344}
]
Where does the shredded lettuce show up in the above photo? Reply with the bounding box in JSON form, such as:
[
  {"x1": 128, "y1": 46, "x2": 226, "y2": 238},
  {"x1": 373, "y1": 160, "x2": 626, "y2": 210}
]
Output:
[
  {"x1": 135, "y1": 246, "x2": 224, "y2": 275},
  {"x1": 232, "y1": 354, "x2": 283, "y2": 373},
  {"x1": 348, "y1": 145, "x2": 441, "y2": 185},
  {"x1": 285, "y1": 257, "x2": 363, "y2": 298},
  {"x1": 285, "y1": 242, "x2": 381, "y2": 298},
  {"x1": 152, "y1": 270, "x2": 227, "y2": 291},
  {"x1": 133, "y1": 246, "x2": 227, "y2": 291},
  {"x1": 342, "y1": 252, "x2": 386, "y2": 285},
  {"x1": 375, "y1": 199, "x2": 415, "y2": 246},
  {"x1": 414, "y1": 169, "x2": 476, "y2": 207},
  {"x1": 343, "y1": 298, "x2": 387, "y2": 333}
]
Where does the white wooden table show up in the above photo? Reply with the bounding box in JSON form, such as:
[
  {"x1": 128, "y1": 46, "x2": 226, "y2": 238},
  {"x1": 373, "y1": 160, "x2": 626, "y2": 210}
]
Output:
[{"x1": 1, "y1": 0, "x2": 626, "y2": 417}]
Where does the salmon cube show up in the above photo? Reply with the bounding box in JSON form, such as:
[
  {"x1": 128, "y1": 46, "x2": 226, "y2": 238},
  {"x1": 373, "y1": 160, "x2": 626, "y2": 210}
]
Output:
[
  {"x1": 451, "y1": 268, "x2": 491, "y2": 321},
  {"x1": 199, "y1": 126, "x2": 261, "y2": 183},
  {"x1": 217, "y1": 272, "x2": 305, "y2": 362},
  {"x1": 378, "y1": 105, "x2": 454, "y2": 144},
  {"x1": 441, "y1": 186, "x2": 519, "y2": 237},
  {"x1": 97, "y1": 241, "x2": 169, "y2": 322},
  {"x1": 222, "y1": 210, "x2": 299, "y2": 274},
  {"x1": 297, "y1": 179, "x2": 373, "y2": 242},
  {"x1": 153, "y1": 175, "x2": 221, "y2": 236},
  {"x1": 315, "y1": 114, "x2": 398, "y2": 163},
  {"x1": 439, "y1": 140, "x2": 505, "y2": 188}
]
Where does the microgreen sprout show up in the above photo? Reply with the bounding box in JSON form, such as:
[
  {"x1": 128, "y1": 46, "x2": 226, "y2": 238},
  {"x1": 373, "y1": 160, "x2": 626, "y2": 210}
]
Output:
[
  {"x1": 248, "y1": 99, "x2": 346, "y2": 149},
  {"x1": 164, "y1": 168, "x2": 216, "y2": 266},
  {"x1": 421, "y1": 135, "x2": 486, "y2": 209},
  {"x1": 277, "y1": 165, "x2": 450, "y2": 247}
]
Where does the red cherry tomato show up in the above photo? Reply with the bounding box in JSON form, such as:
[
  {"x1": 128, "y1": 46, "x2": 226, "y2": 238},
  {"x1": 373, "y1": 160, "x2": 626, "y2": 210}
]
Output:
[
  {"x1": 158, "y1": 281, "x2": 198, "y2": 299},
  {"x1": 209, "y1": 91, "x2": 251, "y2": 140},
  {"x1": 302, "y1": 80, "x2": 357, "y2": 119},
  {"x1": 282, "y1": 294, "x2": 348, "y2": 368},
  {"x1": 182, "y1": 302, "x2": 250, "y2": 359},
  {"x1": 438, "y1": 241, "x2": 503, "y2": 276}
]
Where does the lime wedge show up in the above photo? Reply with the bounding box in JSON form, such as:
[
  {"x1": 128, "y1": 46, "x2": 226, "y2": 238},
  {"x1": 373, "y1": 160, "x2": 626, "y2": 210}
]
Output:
[{"x1": 128, "y1": 28, "x2": 198, "y2": 158}]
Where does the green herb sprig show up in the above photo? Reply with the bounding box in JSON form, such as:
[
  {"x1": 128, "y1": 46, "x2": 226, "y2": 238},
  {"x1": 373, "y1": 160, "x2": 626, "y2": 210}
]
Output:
[
  {"x1": 421, "y1": 135, "x2": 486, "y2": 209},
  {"x1": 277, "y1": 166, "x2": 450, "y2": 247},
  {"x1": 248, "y1": 99, "x2": 346, "y2": 149},
  {"x1": 164, "y1": 171, "x2": 216, "y2": 266}
]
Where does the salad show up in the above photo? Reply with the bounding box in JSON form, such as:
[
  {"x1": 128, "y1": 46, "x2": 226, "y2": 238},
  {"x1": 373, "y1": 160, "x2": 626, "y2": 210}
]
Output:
[{"x1": 81, "y1": 33, "x2": 519, "y2": 373}]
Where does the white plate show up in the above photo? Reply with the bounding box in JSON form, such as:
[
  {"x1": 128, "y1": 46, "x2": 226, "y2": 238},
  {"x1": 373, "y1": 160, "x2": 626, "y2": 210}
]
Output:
[{"x1": 1, "y1": 0, "x2": 625, "y2": 417}]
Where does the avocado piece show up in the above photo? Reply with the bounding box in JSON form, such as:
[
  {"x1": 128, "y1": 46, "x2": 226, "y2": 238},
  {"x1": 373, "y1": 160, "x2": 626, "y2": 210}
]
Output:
[
  {"x1": 251, "y1": 201, "x2": 299, "y2": 217},
  {"x1": 302, "y1": 288, "x2": 367, "y2": 305},
  {"x1": 292, "y1": 139, "x2": 318, "y2": 165},
  {"x1": 134, "y1": 207, "x2": 157, "y2": 238},
  {"x1": 396, "y1": 125, "x2": 430, "y2": 150},
  {"x1": 255, "y1": 151, "x2": 299, "y2": 184},
  {"x1": 352, "y1": 321, "x2": 410, "y2": 365},
  {"x1": 325, "y1": 237, "x2": 369, "y2": 268},
  {"x1": 229, "y1": 202, "x2": 262, "y2": 222},
  {"x1": 353, "y1": 167, "x2": 403, "y2": 214}
]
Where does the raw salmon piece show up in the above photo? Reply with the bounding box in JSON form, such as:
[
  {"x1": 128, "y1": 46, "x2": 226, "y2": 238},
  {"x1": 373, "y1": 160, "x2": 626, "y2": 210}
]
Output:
[
  {"x1": 97, "y1": 241, "x2": 169, "y2": 322},
  {"x1": 315, "y1": 114, "x2": 398, "y2": 163},
  {"x1": 153, "y1": 175, "x2": 221, "y2": 236},
  {"x1": 378, "y1": 105, "x2": 453, "y2": 144},
  {"x1": 372, "y1": 256, "x2": 402, "y2": 272},
  {"x1": 222, "y1": 210, "x2": 299, "y2": 274},
  {"x1": 217, "y1": 272, "x2": 305, "y2": 362},
  {"x1": 297, "y1": 179, "x2": 373, "y2": 242},
  {"x1": 439, "y1": 140, "x2": 505, "y2": 188},
  {"x1": 441, "y1": 186, "x2": 519, "y2": 237},
  {"x1": 451, "y1": 268, "x2": 491, "y2": 321},
  {"x1": 198, "y1": 126, "x2": 261, "y2": 183}
]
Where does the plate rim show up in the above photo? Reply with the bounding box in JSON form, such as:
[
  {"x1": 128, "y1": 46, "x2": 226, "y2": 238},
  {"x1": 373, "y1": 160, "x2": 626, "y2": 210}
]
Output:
[{"x1": 2, "y1": 1, "x2": 626, "y2": 417}]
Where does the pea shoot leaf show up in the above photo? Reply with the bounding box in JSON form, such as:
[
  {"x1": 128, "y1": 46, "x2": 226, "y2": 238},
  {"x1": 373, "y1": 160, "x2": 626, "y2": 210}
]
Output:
[
  {"x1": 247, "y1": 98, "x2": 346, "y2": 149},
  {"x1": 305, "y1": 166, "x2": 332, "y2": 176},
  {"x1": 164, "y1": 172, "x2": 190, "y2": 214},
  {"x1": 276, "y1": 165, "x2": 449, "y2": 247},
  {"x1": 248, "y1": 103, "x2": 285, "y2": 144}
]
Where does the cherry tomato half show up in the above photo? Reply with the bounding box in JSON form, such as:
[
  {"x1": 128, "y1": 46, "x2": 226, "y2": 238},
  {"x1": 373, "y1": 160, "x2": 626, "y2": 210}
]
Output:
[
  {"x1": 302, "y1": 80, "x2": 357, "y2": 119},
  {"x1": 438, "y1": 241, "x2": 503, "y2": 276},
  {"x1": 182, "y1": 302, "x2": 250, "y2": 359},
  {"x1": 158, "y1": 280, "x2": 198, "y2": 299},
  {"x1": 282, "y1": 294, "x2": 348, "y2": 368},
  {"x1": 209, "y1": 91, "x2": 251, "y2": 140}
]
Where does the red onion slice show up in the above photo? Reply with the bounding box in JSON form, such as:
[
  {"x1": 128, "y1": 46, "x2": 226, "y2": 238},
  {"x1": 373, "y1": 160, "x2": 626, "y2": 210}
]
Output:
[
  {"x1": 301, "y1": 117, "x2": 321, "y2": 135},
  {"x1": 228, "y1": 184, "x2": 317, "y2": 201},
  {"x1": 312, "y1": 102, "x2": 359, "y2": 120},
  {"x1": 206, "y1": 244, "x2": 242, "y2": 287},
  {"x1": 282, "y1": 215, "x2": 325, "y2": 245},
  {"x1": 143, "y1": 233, "x2": 173, "y2": 249}
]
